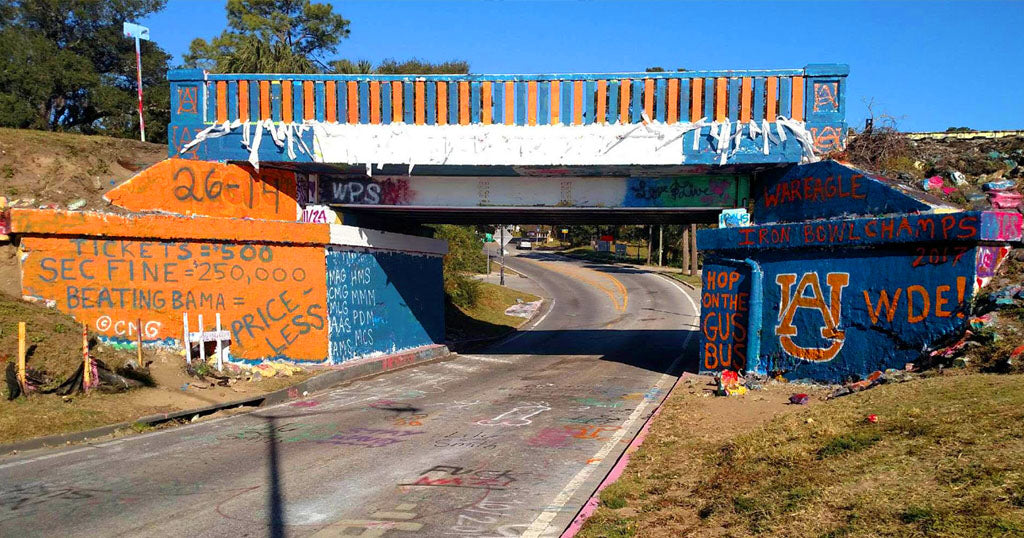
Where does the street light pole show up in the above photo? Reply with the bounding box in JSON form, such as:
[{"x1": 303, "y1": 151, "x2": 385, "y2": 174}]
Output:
[{"x1": 123, "y1": 22, "x2": 151, "y2": 142}]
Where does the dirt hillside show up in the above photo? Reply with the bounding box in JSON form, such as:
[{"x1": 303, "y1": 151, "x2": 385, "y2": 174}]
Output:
[{"x1": 0, "y1": 127, "x2": 165, "y2": 211}]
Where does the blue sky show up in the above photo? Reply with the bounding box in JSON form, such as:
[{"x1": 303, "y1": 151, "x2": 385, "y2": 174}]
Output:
[{"x1": 142, "y1": 0, "x2": 1024, "y2": 132}]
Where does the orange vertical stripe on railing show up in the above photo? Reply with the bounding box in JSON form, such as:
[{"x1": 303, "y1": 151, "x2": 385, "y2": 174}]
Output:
[
  {"x1": 766, "y1": 76, "x2": 778, "y2": 120},
  {"x1": 459, "y1": 81, "x2": 470, "y2": 125},
  {"x1": 667, "y1": 79, "x2": 678, "y2": 124},
  {"x1": 238, "y1": 81, "x2": 250, "y2": 122},
  {"x1": 392, "y1": 81, "x2": 402, "y2": 122},
  {"x1": 415, "y1": 81, "x2": 425, "y2": 125},
  {"x1": 527, "y1": 81, "x2": 537, "y2": 126},
  {"x1": 740, "y1": 77, "x2": 752, "y2": 123},
  {"x1": 573, "y1": 80, "x2": 583, "y2": 125},
  {"x1": 303, "y1": 81, "x2": 314, "y2": 121},
  {"x1": 369, "y1": 81, "x2": 380, "y2": 124},
  {"x1": 437, "y1": 82, "x2": 448, "y2": 125},
  {"x1": 644, "y1": 79, "x2": 654, "y2": 121},
  {"x1": 260, "y1": 81, "x2": 271, "y2": 120},
  {"x1": 347, "y1": 81, "x2": 358, "y2": 123},
  {"x1": 216, "y1": 81, "x2": 227, "y2": 123},
  {"x1": 714, "y1": 77, "x2": 727, "y2": 121},
  {"x1": 325, "y1": 81, "x2": 336, "y2": 122},
  {"x1": 596, "y1": 80, "x2": 607, "y2": 123},
  {"x1": 281, "y1": 81, "x2": 293, "y2": 123},
  {"x1": 690, "y1": 78, "x2": 702, "y2": 121},
  {"x1": 504, "y1": 81, "x2": 514, "y2": 125},
  {"x1": 620, "y1": 79, "x2": 631, "y2": 123},
  {"x1": 550, "y1": 81, "x2": 560, "y2": 124},
  {"x1": 791, "y1": 75, "x2": 804, "y2": 121},
  {"x1": 482, "y1": 82, "x2": 493, "y2": 124}
]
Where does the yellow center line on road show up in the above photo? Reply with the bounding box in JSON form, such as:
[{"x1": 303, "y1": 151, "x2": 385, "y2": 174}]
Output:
[{"x1": 517, "y1": 257, "x2": 628, "y2": 313}]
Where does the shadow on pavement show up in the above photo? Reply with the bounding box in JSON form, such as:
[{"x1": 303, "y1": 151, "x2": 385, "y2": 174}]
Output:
[
  {"x1": 484, "y1": 329, "x2": 700, "y2": 374},
  {"x1": 265, "y1": 416, "x2": 286, "y2": 538}
]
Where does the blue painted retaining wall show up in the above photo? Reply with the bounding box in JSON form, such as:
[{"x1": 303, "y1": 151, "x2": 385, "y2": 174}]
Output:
[
  {"x1": 699, "y1": 160, "x2": 1024, "y2": 382},
  {"x1": 326, "y1": 248, "x2": 444, "y2": 364}
]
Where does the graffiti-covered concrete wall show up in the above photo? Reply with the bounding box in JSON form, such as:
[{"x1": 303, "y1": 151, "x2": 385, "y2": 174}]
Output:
[
  {"x1": 316, "y1": 174, "x2": 748, "y2": 209},
  {"x1": 326, "y1": 248, "x2": 443, "y2": 364},
  {"x1": 699, "y1": 161, "x2": 1024, "y2": 382},
  {"x1": 11, "y1": 209, "x2": 447, "y2": 365}
]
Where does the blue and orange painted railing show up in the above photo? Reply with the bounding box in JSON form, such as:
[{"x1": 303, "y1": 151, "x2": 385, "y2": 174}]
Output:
[{"x1": 168, "y1": 64, "x2": 847, "y2": 163}]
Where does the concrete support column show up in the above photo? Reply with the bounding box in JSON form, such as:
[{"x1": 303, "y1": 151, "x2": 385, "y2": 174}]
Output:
[
  {"x1": 646, "y1": 226, "x2": 652, "y2": 265},
  {"x1": 658, "y1": 225, "x2": 664, "y2": 266},
  {"x1": 688, "y1": 224, "x2": 698, "y2": 276},
  {"x1": 681, "y1": 228, "x2": 690, "y2": 273}
]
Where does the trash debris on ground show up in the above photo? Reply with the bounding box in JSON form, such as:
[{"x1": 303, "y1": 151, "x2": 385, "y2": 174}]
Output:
[
  {"x1": 788, "y1": 393, "x2": 809, "y2": 405},
  {"x1": 866, "y1": 414, "x2": 879, "y2": 423},
  {"x1": 716, "y1": 370, "x2": 748, "y2": 396},
  {"x1": 970, "y1": 314, "x2": 996, "y2": 330},
  {"x1": 921, "y1": 175, "x2": 945, "y2": 192},
  {"x1": 827, "y1": 369, "x2": 915, "y2": 399},
  {"x1": 930, "y1": 331, "x2": 974, "y2": 360},
  {"x1": 504, "y1": 299, "x2": 543, "y2": 319},
  {"x1": 983, "y1": 179, "x2": 1016, "y2": 191},
  {"x1": 66, "y1": 198, "x2": 87, "y2": 210}
]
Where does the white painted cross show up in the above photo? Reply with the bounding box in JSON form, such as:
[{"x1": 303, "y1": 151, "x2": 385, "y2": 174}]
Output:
[{"x1": 182, "y1": 313, "x2": 231, "y2": 372}]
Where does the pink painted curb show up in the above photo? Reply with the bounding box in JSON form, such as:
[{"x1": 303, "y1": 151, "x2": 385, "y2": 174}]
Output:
[{"x1": 560, "y1": 372, "x2": 690, "y2": 537}]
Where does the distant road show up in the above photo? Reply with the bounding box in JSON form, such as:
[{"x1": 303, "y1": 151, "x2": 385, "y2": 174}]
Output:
[{"x1": 0, "y1": 252, "x2": 699, "y2": 537}]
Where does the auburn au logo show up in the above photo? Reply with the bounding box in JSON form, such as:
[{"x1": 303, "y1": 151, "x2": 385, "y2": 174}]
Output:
[{"x1": 775, "y1": 272, "x2": 850, "y2": 362}]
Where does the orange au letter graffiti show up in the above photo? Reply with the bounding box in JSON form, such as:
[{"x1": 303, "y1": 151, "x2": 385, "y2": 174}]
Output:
[
  {"x1": 775, "y1": 272, "x2": 850, "y2": 362},
  {"x1": 177, "y1": 86, "x2": 199, "y2": 115}
]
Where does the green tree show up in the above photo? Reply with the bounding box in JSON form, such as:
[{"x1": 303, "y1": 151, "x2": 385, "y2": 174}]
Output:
[
  {"x1": 185, "y1": 0, "x2": 350, "y2": 73},
  {"x1": 0, "y1": 0, "x2": 171, "y2": 141},
  {"x1": 329, "y1": 58, "x2": 470, "y2": 75},
  {"x1": 430, "y1": 225, "x2": 487, "y2": 308}
]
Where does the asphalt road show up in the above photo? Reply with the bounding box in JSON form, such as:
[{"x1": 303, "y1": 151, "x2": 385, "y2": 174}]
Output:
[{"x1": 0, "y1": 251, "x2": 699, "y2": 537}]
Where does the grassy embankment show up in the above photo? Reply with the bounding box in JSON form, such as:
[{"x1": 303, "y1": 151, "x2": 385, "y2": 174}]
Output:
[
  {"x1": 580, "y1": 373, "x2": 1024, "y2": 537},
  {"x1": 445, "y1": 281, "x2": 540, "y2": 344}
]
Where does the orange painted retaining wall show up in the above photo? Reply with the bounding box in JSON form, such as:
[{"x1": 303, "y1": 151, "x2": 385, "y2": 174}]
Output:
[
  {"x1": 15, "y1": 209, "x2": 330, "y2": 362},
  {"x1": 104, "y1": 158, "x2": 301, "y2": 221}
]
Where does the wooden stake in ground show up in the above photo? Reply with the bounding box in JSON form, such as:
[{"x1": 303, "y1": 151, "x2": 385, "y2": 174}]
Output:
[
  {"x1": 82, "y1": 322, "x2": 91, "y2": 391},
  {"x1": 136, "y1": 317, "x2": 143, "y2": 366},
  {"x1": 17, "y1": 321, "x2": 26, "y2": 394}
]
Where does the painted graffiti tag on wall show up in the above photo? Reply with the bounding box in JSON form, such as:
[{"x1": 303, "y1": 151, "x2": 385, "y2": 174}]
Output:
[
  {"x1": 775, "y1": 272, "x2": 850, "y2": 362},
  {"x1": 752, "y1": 161, "x2": 931, "y2": 224},
  {"x1": 326, "y1": 248, "x2": 444, "y2": 363},
  {"x1": 702, "y1": 247, "x2": 980, "y2": 380},
  {"x1": 624, "y1": 177, "x2": 737, "y2": 207},
  {"x1": 320, "y1": 176, "x2": 413, "y2": 205},
  {"x1": 20, "y1": 236, "x2": 328, "y2": 360},
  {"x1": 725, "y1": 213, "x2": 982, "y2": 250},
  {"x1": 106, "y1": 159, "x2": 299, "y2": 221},
  {"x1": 812, "y1": 82, "x2": 840, "y2": 113},
  {"x1": 318, "y1": 175, "x2": 742, "y2": 208},
  {"x1": 701, "y1": 268, "x2": 750, "y2": 371},
  {"x1": 760, "y1": 247, "x2": 976, "y2": 379}
]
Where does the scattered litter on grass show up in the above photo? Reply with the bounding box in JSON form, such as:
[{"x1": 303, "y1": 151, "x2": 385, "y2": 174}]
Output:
[{"x1": 827, "y1": 369, "x2": 915, "y2": 399}]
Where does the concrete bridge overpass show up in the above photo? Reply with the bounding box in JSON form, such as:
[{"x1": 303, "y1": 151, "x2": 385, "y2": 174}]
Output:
[{"x1": 167, "y1": 64, "x2": 849, "y2": 224}]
